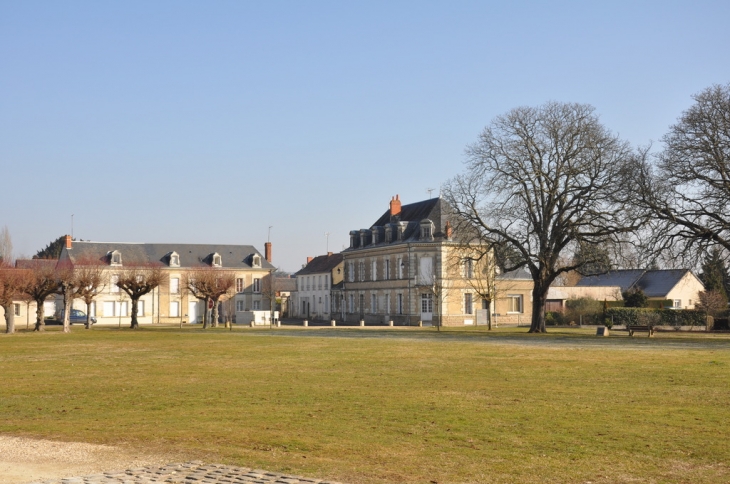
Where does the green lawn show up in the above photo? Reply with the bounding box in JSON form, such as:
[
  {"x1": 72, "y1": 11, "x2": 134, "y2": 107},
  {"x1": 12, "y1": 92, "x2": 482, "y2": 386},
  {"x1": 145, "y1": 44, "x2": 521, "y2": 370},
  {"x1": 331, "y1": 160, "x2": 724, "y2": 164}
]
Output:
[{"x1": 1, "y1": 326, "x2": 729, "y2": 483}]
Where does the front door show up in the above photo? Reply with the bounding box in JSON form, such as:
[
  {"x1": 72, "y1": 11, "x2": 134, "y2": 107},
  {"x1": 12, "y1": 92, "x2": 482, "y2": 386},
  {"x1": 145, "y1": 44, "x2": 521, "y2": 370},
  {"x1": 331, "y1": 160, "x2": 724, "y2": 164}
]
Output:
[
  {"x1": 420, "y1": 293, "x2": 433, "y2": 321},
  {"x1": 188, "y1": 301, "x2": 197, "y2": 324}
]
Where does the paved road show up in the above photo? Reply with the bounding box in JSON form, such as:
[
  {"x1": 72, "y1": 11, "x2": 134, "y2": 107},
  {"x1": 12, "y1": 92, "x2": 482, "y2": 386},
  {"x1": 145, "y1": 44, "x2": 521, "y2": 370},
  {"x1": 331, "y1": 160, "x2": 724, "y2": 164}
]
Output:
[{"x1": 31, "y1": 462, "x2": 342, "y2": 484}]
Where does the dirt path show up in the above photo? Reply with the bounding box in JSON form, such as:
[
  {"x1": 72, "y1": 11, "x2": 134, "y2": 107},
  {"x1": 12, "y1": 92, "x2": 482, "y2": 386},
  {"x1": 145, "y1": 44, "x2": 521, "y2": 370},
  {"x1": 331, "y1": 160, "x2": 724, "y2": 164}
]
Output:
[{"x1": 0, "y1": 436, "x2": 172, "y2": 484}]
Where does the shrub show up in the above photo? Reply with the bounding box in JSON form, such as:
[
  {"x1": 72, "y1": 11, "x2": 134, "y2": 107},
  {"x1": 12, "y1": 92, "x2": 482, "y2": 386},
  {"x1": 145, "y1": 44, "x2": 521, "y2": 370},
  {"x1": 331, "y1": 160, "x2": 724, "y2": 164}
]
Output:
[{"x1": 606, "y1": 307, "x2": 708, "y2": 327}]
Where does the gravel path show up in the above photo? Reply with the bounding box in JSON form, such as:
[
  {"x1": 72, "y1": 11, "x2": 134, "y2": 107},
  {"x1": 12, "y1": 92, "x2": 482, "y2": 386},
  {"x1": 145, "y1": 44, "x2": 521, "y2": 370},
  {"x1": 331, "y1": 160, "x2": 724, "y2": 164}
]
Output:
[{"x1": 0, "y1": 437, "x2": 341, "y2": 484}]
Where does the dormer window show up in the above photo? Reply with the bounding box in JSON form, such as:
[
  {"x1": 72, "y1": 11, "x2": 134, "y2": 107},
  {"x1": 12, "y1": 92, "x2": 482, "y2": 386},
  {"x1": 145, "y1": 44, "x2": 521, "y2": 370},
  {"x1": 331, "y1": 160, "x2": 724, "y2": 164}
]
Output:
[
  {"x1": 360, "y1": 229, "x2": 369, "y2": 247},
  {"x1": 211, "y1": 253, "x2": 222, "y2": 267},
  {"x1": 252, "y1": 254, "x2": 261, "y2": 268},
  {"x1": 349, "y1": 231, "x2": 359, "y2": 249},
  {"x1": 397, "y1": 222, "x2": 406, "y2": 241},
  {"x1": 385, "y1": 225, "x2": 392, "y2": 243},
  {"x1": 420, "y1": 219, "x2": 434, "y2": 241},
  {"x1": 371, "y1": 228, "x2": 379, "y2": 245},
  {"x1": 169, "y1": 252, "x2": 180, "y2": 267},
  {"x1": 109, "y1": 250, "x2": 122, "y2": 266}
]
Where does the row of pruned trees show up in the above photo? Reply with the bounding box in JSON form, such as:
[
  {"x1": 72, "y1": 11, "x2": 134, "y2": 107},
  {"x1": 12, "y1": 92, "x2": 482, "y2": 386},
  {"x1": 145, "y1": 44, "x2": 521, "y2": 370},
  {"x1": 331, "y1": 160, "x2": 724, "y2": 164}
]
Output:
[
  {"x1": 0, "y1": 258, "x2": 258, "y2": 334},
  {"x1": 444, "y1": 82, "x2": 730, "y2": 333}
]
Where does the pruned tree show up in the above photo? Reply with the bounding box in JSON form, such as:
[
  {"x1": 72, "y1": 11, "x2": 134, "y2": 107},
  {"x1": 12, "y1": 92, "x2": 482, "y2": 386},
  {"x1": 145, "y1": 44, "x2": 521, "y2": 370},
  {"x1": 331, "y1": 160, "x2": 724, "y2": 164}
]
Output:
[
  {"x1": 697, "y1": 290, "x2": 728, "y2": 318},
  {"x1": 444, "y1": 102, "x2": 642, "y2": 333},
  {"x1": 261, "y1": 270, "x2": 277, "y2": 327},
  {"x1": 0, "y1": 263, "x2": 25, "y2": 334},
  {"x1": 116, "y1": 264, "x2": 164, "y2": 329},
  {"x1": 182, "y1": 269, "x2": 236, "y2": 329},
  {"x1": 449, "y1": 248, "x2": 498, "y2": 329},
  {"x1": 635, "y1": 83, "x2": 730, "y2": 259},
  {"x1": 20, "y1": 262, "x2": 60, "y2": 332},
  {"x1": 74, "y1": 258, "x2": 106, "y2": 329}
]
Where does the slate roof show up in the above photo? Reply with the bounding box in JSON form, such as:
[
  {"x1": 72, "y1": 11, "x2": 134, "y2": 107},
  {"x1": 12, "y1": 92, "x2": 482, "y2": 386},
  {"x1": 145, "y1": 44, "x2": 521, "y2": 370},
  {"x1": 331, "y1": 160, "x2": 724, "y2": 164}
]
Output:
[
  {"x1": 61, "y1": 241, "x2": 275, "y2": 270},
  {"x1": 497, "y1": 267, "x2": 532, "y2": 280},
  {"x1": 294, "y1": 253, "x2": 343, "y2": 276},
  {"x1": 576, "y1": 269, "x2": 700, "y2": 297},
  {"x1": 15, "y1": 259, "x2": 57, "y2": 270}
]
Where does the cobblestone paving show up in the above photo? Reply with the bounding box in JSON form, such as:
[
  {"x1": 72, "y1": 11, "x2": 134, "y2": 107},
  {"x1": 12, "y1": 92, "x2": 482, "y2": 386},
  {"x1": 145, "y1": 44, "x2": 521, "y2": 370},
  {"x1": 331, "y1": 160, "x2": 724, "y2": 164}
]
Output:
[{"x1": 31, "y1": 462, "x2": 343, "y2": 484}]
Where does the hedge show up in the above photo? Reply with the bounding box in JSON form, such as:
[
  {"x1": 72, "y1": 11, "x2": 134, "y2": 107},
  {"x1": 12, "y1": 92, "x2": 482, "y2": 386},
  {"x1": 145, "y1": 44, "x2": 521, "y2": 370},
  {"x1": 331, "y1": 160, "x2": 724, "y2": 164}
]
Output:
[{"x1": 605, "y1": 307, "x2": 708, "y2": 327}]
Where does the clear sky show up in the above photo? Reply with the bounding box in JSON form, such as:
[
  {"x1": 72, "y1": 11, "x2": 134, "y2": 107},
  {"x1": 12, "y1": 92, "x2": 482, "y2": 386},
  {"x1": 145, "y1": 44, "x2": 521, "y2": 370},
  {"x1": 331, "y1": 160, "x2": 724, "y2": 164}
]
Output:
[{"x1": 1, "y1": 1, "x2": 729, "y2": 272}]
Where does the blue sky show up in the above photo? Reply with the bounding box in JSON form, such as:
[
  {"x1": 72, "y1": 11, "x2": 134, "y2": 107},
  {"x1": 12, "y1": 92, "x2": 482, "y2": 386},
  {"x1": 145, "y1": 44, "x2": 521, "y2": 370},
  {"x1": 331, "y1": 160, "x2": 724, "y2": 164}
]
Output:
[{"x1": 1, "y1": 1, "x2": 729, "y2": 272}]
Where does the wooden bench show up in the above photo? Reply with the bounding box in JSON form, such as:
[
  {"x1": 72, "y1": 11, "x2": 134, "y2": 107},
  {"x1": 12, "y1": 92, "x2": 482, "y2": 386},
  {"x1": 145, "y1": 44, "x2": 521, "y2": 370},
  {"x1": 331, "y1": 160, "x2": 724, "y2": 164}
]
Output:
[{"x1": 627, "y1": 325, "x2": 655, "y2": 337}]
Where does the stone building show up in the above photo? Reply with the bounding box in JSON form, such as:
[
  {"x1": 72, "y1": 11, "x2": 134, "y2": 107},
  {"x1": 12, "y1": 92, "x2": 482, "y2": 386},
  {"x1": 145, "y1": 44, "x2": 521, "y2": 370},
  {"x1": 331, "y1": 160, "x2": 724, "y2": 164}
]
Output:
[
  {"x1": 56, "y1": 236, "x2": 275, "y2": 325},
  {"x1": 291, "y1": 252, "x2": 344, "y2": 320},
  {"x1": 340, "y1": 195, "x2": 531, "y2": 326}
]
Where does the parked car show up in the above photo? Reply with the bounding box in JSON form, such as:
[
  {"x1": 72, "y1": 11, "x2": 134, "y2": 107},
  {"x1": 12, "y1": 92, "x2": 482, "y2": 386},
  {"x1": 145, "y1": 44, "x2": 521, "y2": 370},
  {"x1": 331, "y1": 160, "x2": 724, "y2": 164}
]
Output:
[{"x1": 47, "y1": 309, "x2": 96, "y2": 325}]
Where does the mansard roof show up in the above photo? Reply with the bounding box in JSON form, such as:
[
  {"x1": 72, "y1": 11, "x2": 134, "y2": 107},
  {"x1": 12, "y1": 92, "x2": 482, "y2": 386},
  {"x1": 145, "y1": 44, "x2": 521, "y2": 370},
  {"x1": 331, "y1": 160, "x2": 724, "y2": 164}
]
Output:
[{"x1": 60, "y1": 241, "x2": 275, "y2": 270}]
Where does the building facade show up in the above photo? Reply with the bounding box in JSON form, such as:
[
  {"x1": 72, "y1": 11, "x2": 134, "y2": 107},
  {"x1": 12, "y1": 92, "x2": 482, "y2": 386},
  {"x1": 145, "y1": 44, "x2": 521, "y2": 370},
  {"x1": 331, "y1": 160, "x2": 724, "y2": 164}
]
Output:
[
  {"x1": 291, "y1": 252, "x2": 344, "y2": 320},
  {"x1": 339, "y1": 195, "x2": 527, "y2": 326},
  {"x1": 56, "y1": 237, "x2": 276, "y2": 325}
]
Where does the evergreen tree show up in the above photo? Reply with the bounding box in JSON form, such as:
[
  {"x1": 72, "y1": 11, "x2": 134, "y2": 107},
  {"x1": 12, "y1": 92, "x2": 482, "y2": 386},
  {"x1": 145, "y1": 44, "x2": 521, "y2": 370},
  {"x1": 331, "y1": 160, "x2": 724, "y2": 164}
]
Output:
[
  {"x1": 700, "y1": 248, "x2": 729, "y2": 299},
  {"x1": 34, "y1": 236, "x2": 67, "y2": 260}
]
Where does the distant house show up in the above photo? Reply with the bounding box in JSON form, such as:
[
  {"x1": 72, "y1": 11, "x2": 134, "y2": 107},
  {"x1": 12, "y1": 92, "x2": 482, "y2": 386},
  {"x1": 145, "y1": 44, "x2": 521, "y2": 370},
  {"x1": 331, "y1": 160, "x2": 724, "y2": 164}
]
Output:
[
  {"x1": 292, "y1": 252, "x2": 344, "y2": 320},
  {"x1": 556, "y1": 269, "x2": 705, "y2": 309}
]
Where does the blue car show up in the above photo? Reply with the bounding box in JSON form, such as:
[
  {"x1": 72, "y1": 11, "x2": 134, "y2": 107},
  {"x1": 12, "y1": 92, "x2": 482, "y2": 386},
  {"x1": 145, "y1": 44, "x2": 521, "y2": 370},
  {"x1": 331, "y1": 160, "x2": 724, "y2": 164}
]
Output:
[{"x1": 47, "y1": 309, "x2": 97, "y2": 325}]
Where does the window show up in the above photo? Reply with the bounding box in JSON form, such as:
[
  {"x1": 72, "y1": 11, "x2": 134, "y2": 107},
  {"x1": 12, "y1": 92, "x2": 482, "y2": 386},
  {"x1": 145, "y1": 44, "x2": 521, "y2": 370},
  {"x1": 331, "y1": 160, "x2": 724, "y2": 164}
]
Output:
[
  {"x1": 420, "y1": 220, "x2": 434, "y2": 241},
  {"x1": 212, "y1": 253, "x2": 222, "y2": 267},
  {"x1": 397, "y1": 257, "x2": 403, "y2": 279},
  {"x1": 14, "y1": 303, "x2": 20, "y2": 316},
  {"x1": 359, "y1": 261, "x2": 365, "y2": 281},
  {"x1": 464, "y1": 293, "x2": 473, "y2": 315},
  {"x1": 236, "y1": 278, "x2": 244, "y2": 293},
  {"x1": 138, "y1": 300, "x2": 145, "y2": 317},
  {"x1": 348, "y1": 294, "x2": 355, "y2": 313},
  {"x1": 318, "y1": 275, "x2": 322, "y2": 290},
  {"x1": 421, "y1": 293, "x2": 433, "y2": 313},
  {"x1": 169, "y1": 252, "x2": 180, "y2": 267},
  {"x1": 253, "y1": 300, "x2": 261, "y2": 310},
  {"x1": 103, "y1": 301, "x2": 114, "y2": 317},
  {"x1": 385, "y1": 226, "x2": 392, "y2": 243},
  {"x1": 371, "y1": 293, "x2": 377, "y2": 314},
  {"x1": 372, "y1": 260, "x2": 377, "y2": 281},
  {"x1": 170, "y1": 277, "x2": 179, "y2": 294},
  {"x1": 372, "y1": 228, "x2": 379, "y2": 245},
  {"x1": 673, "y1": 299, "x2": 682, "y2": 309},
  {"x1": 110, "y1": 275, "x2": 120, "y2": 293},
  {"x1": 385, "y1": 294, "x2": 391, "y2": 314},
  {"x1": 348, "y1": 262, "x2": 355, "y2": 282},
  {"x1": 506, "y1": 295, "x2": 523, "y2": 313},
  {"x1": 464, "y1": 259, "x2": 474, "y2": 279},
  {"x1": 397, "y1": 294, "x2": 403, "y2": 314},
  {"x1": 325, "y1": 275, "x2": 329, "y2": 290},
  {"x1": 253, "y1": 278, "x2": 261, "y2": 293},
  {"x1": 385, "y1": 259, "x2": 391, "y2": 280},
  {"x1": 116, "y1": 301, "x2": 128, "y2": 317},
  {"x1": 252, "y1": 255, "x2": 261, "y2": 268},
  {"x1": 306, "y1": 277, "x2": 310, "y2": 291},
  {"x1": 419, "y1": 256, "x2": 434, "y2": 285},
  {"x1": 110, "y1": 250, "x2": 122, "y2": 266},
  {"x1": 170, "y1": 301, "x2": 179, "y2": 317},
  {"x1": 236, "y1": 300, "x2": 244, "y2": 311},
  {"x1": 325, "y1": 297, "x2": 329, "y2": 313}
]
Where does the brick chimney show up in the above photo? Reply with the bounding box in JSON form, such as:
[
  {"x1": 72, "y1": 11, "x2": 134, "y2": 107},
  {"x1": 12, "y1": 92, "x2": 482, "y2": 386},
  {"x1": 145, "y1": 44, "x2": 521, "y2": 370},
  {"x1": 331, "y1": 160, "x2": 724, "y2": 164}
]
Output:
[
  {"x1": 389, "y1": 194, "x2": 401, "y2": 217},
  {"x1": 307, "y1": 256, "x2": 314, "y2": 264},
  {"x1": 264, "y1": 242, "x2": 272, "y2": 263},
  {"x1": 65, "y1": 235, "x2": 72, "y2": 249}
]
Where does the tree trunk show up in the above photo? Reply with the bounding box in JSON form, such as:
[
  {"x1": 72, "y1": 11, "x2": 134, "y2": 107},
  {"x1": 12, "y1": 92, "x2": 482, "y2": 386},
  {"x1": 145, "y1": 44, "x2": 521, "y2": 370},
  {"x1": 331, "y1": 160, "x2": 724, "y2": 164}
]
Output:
[
  {"x1": 62, "y1": 288, "x2": 72, "y2": 334},
  {"x1": 211, "y1": 300, "x2": 219, "y2": 328},
  {"x1": 529, "y1": 283, "x2": 548, "y2": 333},
  {"x1": 130, "y1": 298, "x2": 139, "y2": 329},
  {"x1": 202, "y1": 300, "x2": 209, "y2": 329},
  {"x1": 85, "y1": 301, "x2": 92, "y2": 329},
  {"x1": 3, "y1": 303, "x2": 14, "y2": 334},
  {"x1": 33, "y1": 299, "x2": 45, "y2": 332}
]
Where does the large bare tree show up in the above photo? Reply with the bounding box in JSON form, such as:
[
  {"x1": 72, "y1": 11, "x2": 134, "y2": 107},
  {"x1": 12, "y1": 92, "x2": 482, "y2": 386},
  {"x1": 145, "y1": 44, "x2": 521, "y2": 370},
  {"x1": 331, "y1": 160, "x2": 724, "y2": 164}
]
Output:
[
  {"x1": 116, "y1": 265, "x2": 164, "y2": 329},
  {"x1": 183, "y1": 269, "x2": 236, "y2": 329},
  {"x1": 635, "y1": 83, "x2": 730, "y2": 259},
  {"x1": 0, "y1": 226, "x2": 12, "y2": 263},
  {"x1": 444, "y1": 102, "x2": 642, "y2": 333}
]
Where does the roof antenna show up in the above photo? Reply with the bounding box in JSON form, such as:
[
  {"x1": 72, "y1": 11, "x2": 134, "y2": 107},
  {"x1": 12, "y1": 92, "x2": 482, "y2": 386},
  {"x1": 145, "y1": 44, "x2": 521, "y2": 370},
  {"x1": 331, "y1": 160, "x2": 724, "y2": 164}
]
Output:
[
  {"x1": 268, "y1": 226, "x2": 273, "y2": 242},
  {"x1": 325, "y1": 232, "x2": 330, "y2": 253},
  {"x1": 71, "y1": 214, "x2": 74, "y2": 239},
  {"x1": 426, "y1": 188, "x2": 435, "y2": 198}
]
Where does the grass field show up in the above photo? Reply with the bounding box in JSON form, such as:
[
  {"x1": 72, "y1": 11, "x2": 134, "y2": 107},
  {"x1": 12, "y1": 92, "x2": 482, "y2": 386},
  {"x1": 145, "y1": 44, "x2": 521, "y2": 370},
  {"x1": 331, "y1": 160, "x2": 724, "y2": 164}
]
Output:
[{"x1": 1, "y1": 325, "x2": 729, "y2": 483}]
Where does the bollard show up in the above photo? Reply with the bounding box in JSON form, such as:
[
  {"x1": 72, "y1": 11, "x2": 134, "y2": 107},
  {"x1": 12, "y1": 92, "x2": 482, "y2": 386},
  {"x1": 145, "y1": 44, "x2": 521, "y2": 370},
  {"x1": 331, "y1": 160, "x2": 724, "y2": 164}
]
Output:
[
  {"x1": 418, "y1": 320, "x2": 423, "y2": 327},
  {"x1": 276, "y1": 321, "x2": 281, "y2": 327},
  {"x1": 250, "y1": 321, "x2": 255, "y2": 328},
  {"x1": 331, "y1": 319, "x2": 336, "y2": 327},
  {"x1": 388, "y1": 320, "x2": 394, "y2": 327},
  {"x1": 360, "y1": 319, "x2": 365, "y2": 327},
  {"x1": 303, "y1": 320, "x2": 308, "y2": 327}
]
